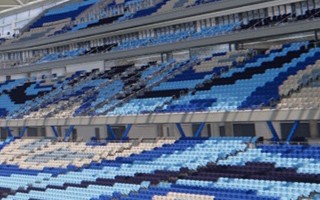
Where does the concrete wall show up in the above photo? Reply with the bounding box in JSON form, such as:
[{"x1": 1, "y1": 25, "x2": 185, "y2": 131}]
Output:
[
  {"x1": 51, "y1": 67, "x2": 66, "y2": 77},
  {"x1": 255, "y1": 122, "x2": 280, "y2": 139},
  {"x1": 172, "y1": 50, "x2": 190, "y2": 61},
  {"x1": 30, "y1": 70, "x2": 51, "y2": 79},
  {"x1": 4, "y1": 120, "x2": 320, "y2": 141},
  {"x1": 66, "y1": 61, "x2": 104, "y2": 73},
  {"x1": 0, "y1": 76, "x2": 6, "y2": 82},
  {"x1": 130, "y1": 125, "x2": 159, "y2": 138},
  {"x1": 10, "y1": 73, "x2": 28, "y2": 80},
  {"x1": 104, "y1": 54, "x2": 162, "y2": 69}
]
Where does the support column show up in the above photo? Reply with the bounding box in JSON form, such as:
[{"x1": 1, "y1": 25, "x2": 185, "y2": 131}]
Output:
[
  {"x1": 19, "y1": 126, "x2": 27, "y2": 138},
  {"x1": 267, "y1": 121, "x2": 280, "y2": 141},
  {"x1": 121, "y1": 124, "x2": 132, "y2": 142},
  {"x1": 210, "y1": 123, "x2": 220, "y2": 137},
  {"x1": 286, "y1": 121, "x2": 300, "y2": 142},
  {"x1": 63, "y1": 125, "x2": 75, "y2": 142},
  {"x1": 309, "y1": 120, "x2": 318, "y2": 138},
  {"x1": 176, "y1": 123, "x2": 186, "y2": 138},
  {"x1": 157, "y1": 124, "x2": 163, "y2": 137},
  {"x1": 176, "y1": 123, "x2": 206, "y2": 138},
  {"x1": 194, "y1": 123, "x2": 205, "y2": 138},
  {"x1": 51, "y1": 126, "x2": 59, "y2": 138},
  {"x1": 6, "y1": 127, "x2": 13, "y2": 138},
  {"x1": 224, "y1": 122, "x2": 234, "y2": 136},
  {"x1": 196, "y1": 20, "x2": 201, "y2": 32},
  {"x1": 106, "y1": 125, "x2": 116, "y2": 140}
]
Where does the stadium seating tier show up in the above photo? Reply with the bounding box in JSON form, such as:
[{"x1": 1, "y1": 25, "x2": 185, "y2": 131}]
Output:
[{"x1": 0, "y1": 137, "x2": 318, "y2": 200}]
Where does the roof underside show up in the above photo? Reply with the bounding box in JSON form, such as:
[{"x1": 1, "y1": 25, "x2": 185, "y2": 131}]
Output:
[{"x1": 0, "y1": 0, "x2": 47, "y2": 13}]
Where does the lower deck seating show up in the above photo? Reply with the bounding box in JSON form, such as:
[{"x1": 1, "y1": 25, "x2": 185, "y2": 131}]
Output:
[{"x1": 0, "y1": 137, "x2": 318, "y2": 200}]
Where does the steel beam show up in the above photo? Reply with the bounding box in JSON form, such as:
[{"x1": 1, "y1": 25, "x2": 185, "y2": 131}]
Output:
[
  {"x1": 286, "y1": 120, "x2": 300, "y2": 142},
  {"x1": 63, "y1": 125, "x2": 75, "y2": 142},
  {"x1": 107, "y1": 125, "x2": 116, "y2": 140},
  {"x1": 266, "y1": 121, "x2": 280, "y2": 141},
  {"x1": 121, "y1": 124, "x2": 132, "y2": 142},
  {"x1": 194, "y1": 122, "x2": 206, "y2": 138},
  {"x1": 6, "y1": 127, "x2": 13, "y2": 138},
  {"x1": 176, "y1": 123, "x2": 186, "y2": 138},
  {"x1": 51, "y1": 126, "x2": 59, "y2": 138},
  {"x1": 19, "y1": 126, "x2": 27, "y2": 138}
]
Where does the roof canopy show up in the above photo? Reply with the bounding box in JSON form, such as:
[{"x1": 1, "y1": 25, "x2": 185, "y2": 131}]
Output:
[{"x1": 0, "y1": 0, "x2": 51, "y2": 14}]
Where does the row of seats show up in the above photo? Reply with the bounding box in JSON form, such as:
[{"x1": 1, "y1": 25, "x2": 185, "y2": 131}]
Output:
[
  {"x1": 32, "y1": 23, "x2": 238, "y2": 64},
  {"x1": 158, "y1": 42, "x2": 309, "y2": 112},
  {"x1": 279, "y1": 60, "x2": 320, "y2": 97},
  {"x1": 0, "y1": 137, "x2": 318, "y2": 200},
  {"x1": 31, "y1": 0, "x2": 98, "y2": 29},
  {"x1": 4, "y1": 41, "x2": 320, "y2": 118},
  {"x1": 12, "y1": 4, "x2": 320, "y2": 68},
  {"x1": 0, "y1": 138, "x2": 175, "y2": 170},
  {"x1": 5, "y1": 4, "x2": 320, "y2": 68},
  {"x1": 5, "y1": 41, "x2": 320, "y2": 118},
  {"x1": 108, "y1": 51, "x2": 242, "y2": 115},
  {"x1": 8, "y1": 72, "x2": 85, "y2": 119},
  {"x1": 29, "y1": 0, "x2": 320, "y2": 41},
  {"x1": 6, "y1": 0, "x2": 220, "y2": 46},
  {"x1": 0, "y1": 137, "x2": 247, "y2": 199},
  {"x1": 277, "y1": 58, "x2": 320, "y2": 109},
  {"x1": 22, "y1": 68, "x2": 123, "y2": 119}
]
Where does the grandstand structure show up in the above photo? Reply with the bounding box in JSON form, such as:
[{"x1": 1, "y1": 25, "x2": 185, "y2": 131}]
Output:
[{"x1": 0, "y1": 0, "x2": 319, "y2": 199}]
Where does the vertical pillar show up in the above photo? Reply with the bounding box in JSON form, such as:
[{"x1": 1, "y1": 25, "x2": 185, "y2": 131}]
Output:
[
  {"x1": 224, "y1": 122, "x2": 234, "y2": 136},
  {"x1": 210, "y1": 123, "x2": 220, "y2": 137},
  {"x1": 309, "y1": 120, "x2": 318, "y2": 138},
  {"x1": 156, "y1": 124, "x2": 163, "y2": 137},
  {"x1": 196, "y1": 20, "x2": 201, "y2": 32}
]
